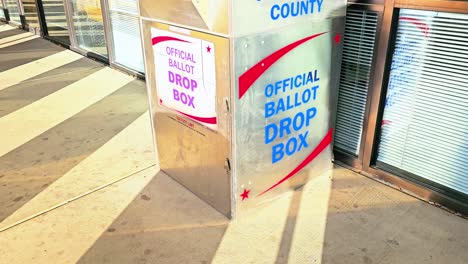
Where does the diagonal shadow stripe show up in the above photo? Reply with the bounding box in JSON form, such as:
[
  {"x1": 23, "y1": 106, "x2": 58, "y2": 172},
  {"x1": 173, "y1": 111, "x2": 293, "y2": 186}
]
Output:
[
  {"x1": 0, "y1": 28, "x2": 25, "y2": 39},
  {"x1": 0, "y1": 166, "x2": 159, "y2": 264},
  {"x1": 0, "y1": 36, "x2": 39, "y2": 49},
  {"x1": 0, "y1": 38, "x2": 63, "y2": 72},
  {"x1": 26, "y1": 56, "x2": 103, "y2": 82},
  {"x1": 0, "y1": 50, "x2": 84, "y2": 91},
  {"x1": 0, "y1": 58, "x2": 103, "y2": 118},
  {"x1": 0, "y1": 80, "x2": 149, "y2": 222},
  {"x1": 0, "y1": 33, "x2": 34, "y2": 45},
  {"x1": 0, "y1": 112, "x2": 156, "y2": 231},
  {"x1": 0, "y1": 27, "x2": 16, "y2": 34}
]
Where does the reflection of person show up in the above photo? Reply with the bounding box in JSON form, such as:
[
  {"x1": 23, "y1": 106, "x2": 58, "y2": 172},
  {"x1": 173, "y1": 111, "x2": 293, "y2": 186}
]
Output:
[{"x1": 76, "y1": 0, "x2": 102, "y2": 22}]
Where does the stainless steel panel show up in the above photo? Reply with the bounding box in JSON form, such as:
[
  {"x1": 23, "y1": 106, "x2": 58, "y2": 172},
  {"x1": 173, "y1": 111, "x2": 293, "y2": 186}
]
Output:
[
  {"x1": 139, "y1": 0, "x2": 228, "y2": 35},
  {"x1": 141, "y1": 21, "x2": 232, "y2": 217},
  {"x1": 233, "y1": 18, "x2": 345, "y2": 214},
  {"x1": 232, "y1": 0, "x2": 346, "y2": 36}
]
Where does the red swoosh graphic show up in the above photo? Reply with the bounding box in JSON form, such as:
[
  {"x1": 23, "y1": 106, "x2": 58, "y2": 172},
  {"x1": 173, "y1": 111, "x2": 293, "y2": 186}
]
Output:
[
  {"x1": 152, "y1": 36, "x2": 190, "y2": 46},
  {"x1": 175, "y1": 110, "x2": 217, "y2": 125},
  {"x1": 400, "y1": 17, "x2": 429, "y2": 37},
  {"x1": 238, "y1": 32, "x2": 327, "y2": 99},
  {"x1": 258, "y1": 128, "x2": 334, "y2": 197}
]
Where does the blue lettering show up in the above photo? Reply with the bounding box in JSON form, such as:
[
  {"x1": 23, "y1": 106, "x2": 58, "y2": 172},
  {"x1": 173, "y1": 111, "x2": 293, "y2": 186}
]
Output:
[
  {"x1": 281, "y1": 3, "x2": 290, "y2": 18},
  {"x1": 283, "y1": 78, "x2": 291, "y2": 91},
  {"x1": 262, "y1": 70, "x2": 321, "y2": 164},
  {"x1": 265, "y1": 124, "x2": 278, "y2": 144},
  {"x1": 298, "y1": 131, "x2": 309, "y2": 151},
  {"x1": 306, "y1": 71, "x2": 313, "y2": 85},
  {"x1": 263, "y1": 70, "x2": 318, "y2": 97},
  {"x1": 306, "y1": 107, "x2": 317, "y2": 126},
  {"x1": 272, "y1": 143, "x2": 284, "y2": 164},
  {"x1": 271, "y1": 131, "x2": 310, "y2": 163},
  {"x1": 317, "y1": 0, "x2": 323, "y2": 12},
  {"x1": 311, "y1": 85, "x2": 319, "y2": 100},
  {"x1": 300, "y1": 1, "x2": 308, "y2": 15},
  {"x1": 294, "y1": 75, "x2": 302, "y2": 87},
  {"x1": 279, "y1": 117, "x2": 292, "y2": 138},
  {"x1": 291, "y1": 2, "x2": 300, "y2": 17},
  {"x1": 286, "y1": 138, "x2": 297, "y2": 156},
  {"x1": 270, "y1": 5, "x2": 280, "y2": 20},
  {"x1": 302, "y1": 88, "x2": 311, "y2": 103},
  {"x1": 262, "y1": 87, "x2": 319, "y2": 119},
  {"x1": 276, "y1": 98, "x2": 285, "y2": 115},
  {"x1": 293, "y1": 112, "x2": 304, "y2": 131},
  {"x1": 275, "y1": 80, "x2": 283, "y2": 95},
  {"x1": 294, "y1": 92, "x2": 301, "y2": 107},
  {"x1": 265, "y1": 101, "x2": 275, "y2": 118},
  {"x1": 270, "y1": 0, "x2": 323, "y2": 21},
  {"x1": 265, "y1": 84, "x2": 274, "y2": 97}
]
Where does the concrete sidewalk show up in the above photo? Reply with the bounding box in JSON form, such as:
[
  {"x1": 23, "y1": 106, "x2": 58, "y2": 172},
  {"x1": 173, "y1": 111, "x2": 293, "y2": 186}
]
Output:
[{"x1": 0, "y1": 23, "x2": 467, "y2": 264}]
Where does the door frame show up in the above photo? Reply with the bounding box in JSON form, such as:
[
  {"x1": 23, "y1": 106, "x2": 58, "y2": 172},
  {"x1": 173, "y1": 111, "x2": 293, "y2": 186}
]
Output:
[
  {"x1": 3, "y1": 0, "x2": 23, "y2": 26},
  {"x1": 1, "y1": 0, "x2": 9, "y2": 21},
  {"x1": 64, "y1": 0, "x2": 111, "y2": 64},
  {"x1": 35, "y1": 0, "x2": 73, "y2": 47},
  {"x1": 101, "y1": 0, "x2": 145, "y2": 78}
]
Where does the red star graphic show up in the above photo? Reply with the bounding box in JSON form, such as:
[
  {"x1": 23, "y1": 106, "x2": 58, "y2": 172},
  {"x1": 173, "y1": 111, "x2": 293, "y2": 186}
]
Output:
[
  {"x1": 206, "y1": 46, "x2": 212, "y2": 53},
  {"x1": 334, "y1": 33, "x2": 342, "y2": 44},
  {"x1": 240, "y1": 189, "x2": 250, "y2": 201}
]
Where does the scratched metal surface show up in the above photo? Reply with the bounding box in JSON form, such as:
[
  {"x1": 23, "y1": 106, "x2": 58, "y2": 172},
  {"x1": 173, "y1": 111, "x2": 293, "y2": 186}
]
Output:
[
  {"x1": 233, "y1": 17, "x2": 346, "y2": 214},
  {"x1": 139, "y1": 1, "x2": 347, "y2": 218},
  {"x1": 141, "y1": 21, "x2": 232, "y2": 217}
]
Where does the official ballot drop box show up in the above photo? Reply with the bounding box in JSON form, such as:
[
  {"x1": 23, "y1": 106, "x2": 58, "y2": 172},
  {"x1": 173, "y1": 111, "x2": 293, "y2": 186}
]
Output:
[{"x1": 139, "y1": 0, "x2": 347, "y2": 218}]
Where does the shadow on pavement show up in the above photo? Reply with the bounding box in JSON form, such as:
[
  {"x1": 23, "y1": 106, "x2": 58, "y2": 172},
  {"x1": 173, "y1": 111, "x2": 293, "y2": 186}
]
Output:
[
  {"x1": 320, "y1": 167, "x2": 468, "y2": 264},
  {"x1": 0, "y1": 81, "x2": 148, "y2": 223},
  {"x1": 78, "y1": 171, "x2": 229, "y2": 264},
  {"x1": 0, "y1": 38, "x2": 63, "y2": 71},
  {"x1": 0, "y1": 58, "x2": 103, "y2": 118}
]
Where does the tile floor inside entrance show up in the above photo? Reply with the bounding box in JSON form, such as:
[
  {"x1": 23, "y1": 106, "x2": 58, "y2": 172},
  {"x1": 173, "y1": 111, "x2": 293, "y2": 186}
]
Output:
[{"x1": 0, "y1": 23, "x2": 467, "y2": 264}]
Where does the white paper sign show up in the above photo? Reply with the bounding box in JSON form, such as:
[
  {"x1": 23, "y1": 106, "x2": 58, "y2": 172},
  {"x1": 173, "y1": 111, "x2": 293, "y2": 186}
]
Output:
[{"x1": 151, "y1": 28, "x2": 217, "y2": 130}]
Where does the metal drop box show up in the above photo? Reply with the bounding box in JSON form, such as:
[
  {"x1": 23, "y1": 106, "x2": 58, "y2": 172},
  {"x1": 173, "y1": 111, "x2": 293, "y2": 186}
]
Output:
[{"x1": 139, "y1": 0, "x2": 347, "y2": 218}]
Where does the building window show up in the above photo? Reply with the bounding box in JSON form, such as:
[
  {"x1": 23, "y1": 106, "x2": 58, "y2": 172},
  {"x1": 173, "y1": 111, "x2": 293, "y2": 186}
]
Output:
[
  {"x1": 377, "y1": 9, "x2": 468, "y2": 196},
  {"x1": 335, "y1": 7, "x2": 379, "y2": 155}
]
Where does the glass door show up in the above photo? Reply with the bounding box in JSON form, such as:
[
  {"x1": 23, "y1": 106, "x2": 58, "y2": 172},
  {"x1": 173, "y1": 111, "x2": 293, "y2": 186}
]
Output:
[
  {"x1": 68, "y1": 0, "x2": 108, "y2": 58},
  {"x1": 376, "y1": 9, "x2": 468, "y2": 197},
  {"x1": 106, "y1": 0, "x2": 144, "y2": 73},
  {"x1": 5, "y1": 0, "x2": 21, "y2": 24},
  {"x1": 21, "y1": 0, "x2": 39, "y2": 29},
  {"x1": 1, "y1": 0, "x2": 6, "y2": 20},
  {"x1": 36, "y1": 0, "x2": 71, "y2": 45}
]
